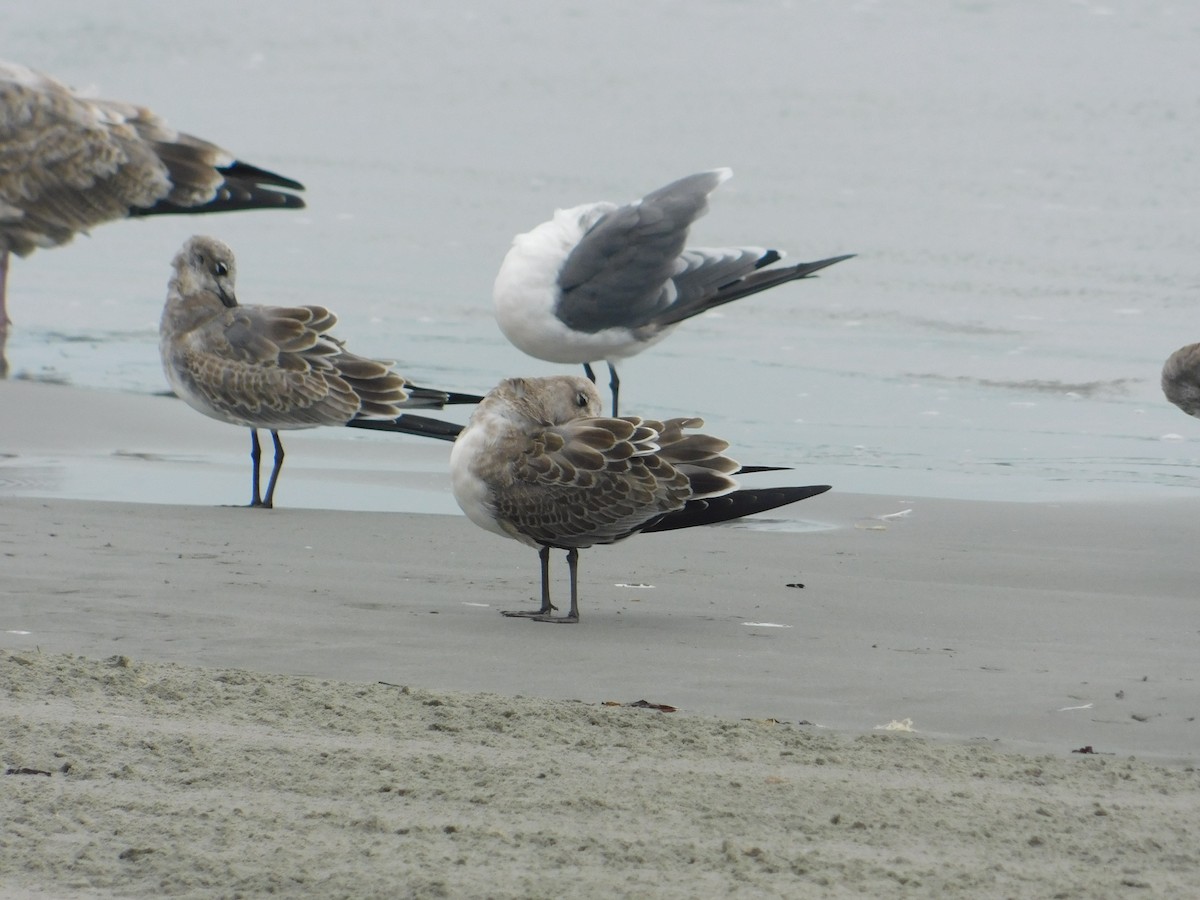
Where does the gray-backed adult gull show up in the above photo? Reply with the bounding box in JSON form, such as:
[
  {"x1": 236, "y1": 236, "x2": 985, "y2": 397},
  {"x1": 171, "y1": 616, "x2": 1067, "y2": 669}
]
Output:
[
  {"x1": 161, "y1": 235, "x2": 477, "y2": 508},
  {"x1": 0, "y1": 60, "x2": 306, "y2": 375},
  {"x1": 493, "y1": 169, "x2": 853, "y2": 414},
  {"x1": 450, "y1": 374, "x2": 830, "y2": 623}
]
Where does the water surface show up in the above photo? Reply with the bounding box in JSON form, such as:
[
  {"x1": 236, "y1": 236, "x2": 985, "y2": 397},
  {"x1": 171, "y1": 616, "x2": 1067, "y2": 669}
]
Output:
[{"x1": 6, "y1": 0, "x2": 1199, "y2": 505}]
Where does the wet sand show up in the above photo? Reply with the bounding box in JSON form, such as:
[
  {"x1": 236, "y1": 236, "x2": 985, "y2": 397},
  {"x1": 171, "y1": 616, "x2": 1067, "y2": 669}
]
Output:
[{"x1": 3, "y1": 381, "x2": 1199, "y2": 897}]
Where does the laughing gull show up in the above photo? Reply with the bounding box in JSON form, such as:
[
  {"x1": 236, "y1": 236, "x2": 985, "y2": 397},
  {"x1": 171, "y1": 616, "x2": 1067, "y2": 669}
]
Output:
[
  {"x1": 0, "y1": 60, "x2": 305, "y2": 376},
  {"x1": 450, "y1": 374, "x2": 830, "y2": 623},
  {"x1": 161, "y1": 235, "x2": 477, "y2": 508},
  {"x1": 493, "y1": 169, "x2": 853, "y2": 414}
]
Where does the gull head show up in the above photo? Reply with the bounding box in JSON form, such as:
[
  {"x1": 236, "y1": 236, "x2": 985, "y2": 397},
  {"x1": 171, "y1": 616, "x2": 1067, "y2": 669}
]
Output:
[
  {"x1": 172, "y1": 235, "x2": 239, "y2": 308},
  {"x1": 485, "y1": 375, "x2": 603, "y2": 428}
]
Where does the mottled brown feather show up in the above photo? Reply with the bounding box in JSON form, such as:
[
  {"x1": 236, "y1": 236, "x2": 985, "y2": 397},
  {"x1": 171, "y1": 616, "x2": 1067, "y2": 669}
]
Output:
[
  {"x1": 1, "y1": 62, "x2": 303, "y2": 260},
  {"x1": 463, "y1": 377, "x2": 739, "y2": 550},
  {"x1": 160, "y1": 236, "x2": 411, "y2": 431}
]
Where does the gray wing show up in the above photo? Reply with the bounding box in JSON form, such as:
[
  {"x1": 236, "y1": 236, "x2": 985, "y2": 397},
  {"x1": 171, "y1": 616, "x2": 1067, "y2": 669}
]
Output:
[
  {"x1": 553, "y1": 170, "x2": 729, "y2": 334},
  {"x1": 0, "y1": 62, "x2": 303, "y2": 257},
  {"x1": 497, "y1": 416, "x2": 694, "y2": 547}
]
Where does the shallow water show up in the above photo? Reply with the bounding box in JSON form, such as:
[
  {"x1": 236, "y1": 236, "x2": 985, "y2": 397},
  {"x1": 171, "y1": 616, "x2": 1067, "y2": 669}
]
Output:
[{"x1": 6, "y1": 0, "x2": 1200, "y2": 505}]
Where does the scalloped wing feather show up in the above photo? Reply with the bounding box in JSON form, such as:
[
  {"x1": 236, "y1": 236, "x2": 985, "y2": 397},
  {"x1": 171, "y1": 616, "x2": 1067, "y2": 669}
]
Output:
[
  {"x1": 173, "y1": 303, "x2": 409, "y2": 427},
  {"x1": 499, "y1": 415, "x2": 710, "y2": 547}
]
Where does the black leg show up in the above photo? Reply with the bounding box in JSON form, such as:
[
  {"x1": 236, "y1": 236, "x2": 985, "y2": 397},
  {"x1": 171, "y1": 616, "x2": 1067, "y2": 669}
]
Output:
[
  {"x1": 540, "y1": 544, "x2": 553, "y2": 613},
  {"x1": 607, "y1": 362, "x2": 620, "y2": 416},
  {"x1": 248, "y1": 429, "x2": 264, "y2": 507},
  {"x1": 502, "y1": 545, "x2": 559, "y2": 618},
  {"x1": 261, "y1": 430, "x2": 285, "y2": 509},
  {"x1": 582, "y1": 362, "x2": 597, "y2": 384},
  {"x1": 534, "y1": 547, "x2": 580, "y2": 623},
  {"x1": 0, "y1": 249, "x2": 10, "y2": 379}
]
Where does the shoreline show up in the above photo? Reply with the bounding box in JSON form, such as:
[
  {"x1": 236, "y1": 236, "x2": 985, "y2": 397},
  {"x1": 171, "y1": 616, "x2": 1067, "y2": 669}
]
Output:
[
  {"x1": 4, "y1": 379, "x2": 1200, "y2": 897},
  {"x1": 3, "y1": 379, "x2": 1198, "y2": 763}
]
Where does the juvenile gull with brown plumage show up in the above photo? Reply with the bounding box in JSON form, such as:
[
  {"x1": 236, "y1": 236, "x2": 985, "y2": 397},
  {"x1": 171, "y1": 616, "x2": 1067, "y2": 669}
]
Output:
[
  {"x1": 450, "y1": 374, "x2": 830, "y2": 623},
  {"x1": 161, "y1": 235, "x2": 474, "y2": 508},
  {"x1": 0, "y1": 60, "x2": 305, "y2": 374},
  {"x1": 493, "y1": 169, "x2": 854, "y2": 414}
]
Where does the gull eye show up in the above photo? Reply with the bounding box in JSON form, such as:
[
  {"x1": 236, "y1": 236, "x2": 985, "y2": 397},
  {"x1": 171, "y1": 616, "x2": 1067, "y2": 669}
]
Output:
[
  {"x1": 214, "y1": 261, "x2": 229, "y2": 277},
  {"x1": 576, "y1": 391, "x2": 590, "y2": 409}
]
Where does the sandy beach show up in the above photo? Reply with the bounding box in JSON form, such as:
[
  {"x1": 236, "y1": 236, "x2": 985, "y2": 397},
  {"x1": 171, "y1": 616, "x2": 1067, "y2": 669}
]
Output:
[
  {"x1": 3, "y1": 380, "x2": 1199, "y2": 897},
  {"x1": 6, "y1": 0, "x2": 1200, "y2": 893}
]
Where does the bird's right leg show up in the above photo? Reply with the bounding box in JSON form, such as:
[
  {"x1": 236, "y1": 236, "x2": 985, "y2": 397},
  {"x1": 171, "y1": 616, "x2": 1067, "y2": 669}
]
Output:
[
  {"x1": 248, "y1": 429, "x2": 265, "y2": 507},
  {"x1": 502, "y1": 545, "x2": 559, "y2": 618}
]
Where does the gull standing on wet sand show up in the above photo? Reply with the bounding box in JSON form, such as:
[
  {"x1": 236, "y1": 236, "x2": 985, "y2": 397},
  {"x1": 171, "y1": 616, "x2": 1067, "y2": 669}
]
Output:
[
  {"x1": 492, "y1": 169, "x2": 854, "y2": 415},
  {"x1": 450, "y1": 375, "x2": 830, "y2": 623},
  {"x1": 0, "y1": 60, "x2": 305, "y2": 376},
  {"x1": 161, "y1": 235, "x2": 476, "y2": 509}
]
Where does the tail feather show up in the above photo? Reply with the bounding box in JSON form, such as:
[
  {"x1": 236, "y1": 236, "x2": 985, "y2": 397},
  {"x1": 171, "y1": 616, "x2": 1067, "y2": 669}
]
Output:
[
  {"x1": 654, "y1": 253, "x2": 855, "y2": 327},
  {"x1": 398, "y1": 385, "x2": 450, "y2": 409},
  {"x1": 346, "y1": 413, "x2": 464, "y2": 442},
  {"x1": 642, "y1": 484, "x2": 831, "y2": 533},
  {"x1": 383, "y1": 383, "x2": 484, "y2": 411}
]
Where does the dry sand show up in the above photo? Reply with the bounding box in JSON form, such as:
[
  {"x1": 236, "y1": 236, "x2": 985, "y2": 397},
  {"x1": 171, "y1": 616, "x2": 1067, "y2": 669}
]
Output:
[
  {"x1": 3, "y1": 380, "x2": 1200, "y2": 897},
  {"x1": 3, "y1": 651, "x2": 1198, "y2": 899}
]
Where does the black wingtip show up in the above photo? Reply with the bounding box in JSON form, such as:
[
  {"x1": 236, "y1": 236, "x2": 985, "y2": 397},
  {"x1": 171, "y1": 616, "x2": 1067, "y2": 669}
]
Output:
[
  {"x1": 404, "y1": 384, "x2": 484, "y2": 407},
  {"x1": 655, "y1": 251, "x2": 855, "y2": 328},
  {"x1": 130, "y1": 185, "x2": 306, "y2": 216},
  {"x1": 220, "y1": 160, "x2": 306, "y2": 192},
  {"x1": 642, "y1": 485, "x2": 831, "y2": 533},
  {"x1": 786, "y1": 253, "x2": 856, "y2": 278},
  {"x1": 129, "y1": 158, "x2": 306, "y2": 217},
  {"x1": 346, "y1": 413, "x2": 464, "y2": 443}
]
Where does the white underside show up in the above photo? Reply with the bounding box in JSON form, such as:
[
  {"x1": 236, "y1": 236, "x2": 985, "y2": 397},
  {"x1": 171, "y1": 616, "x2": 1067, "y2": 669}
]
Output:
[
  {"x1": 449, "y1": 421, "x2": 536, "y2": 548},
  {"x1": 493, "y1": 203, "x2": 673, "y2": 365}
]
